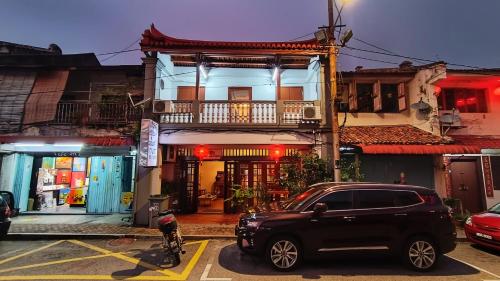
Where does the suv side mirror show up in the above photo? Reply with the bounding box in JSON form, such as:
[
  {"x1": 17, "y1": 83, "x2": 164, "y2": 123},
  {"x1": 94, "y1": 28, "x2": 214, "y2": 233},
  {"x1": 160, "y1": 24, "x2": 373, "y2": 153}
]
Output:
[{"x1": 313, "y1": 203, "x2": 328, "y2": 216}]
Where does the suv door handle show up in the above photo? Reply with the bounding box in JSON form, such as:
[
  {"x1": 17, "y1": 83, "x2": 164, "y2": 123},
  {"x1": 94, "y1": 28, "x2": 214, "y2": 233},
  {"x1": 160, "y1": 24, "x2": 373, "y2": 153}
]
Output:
[
  {"x1": 395, "y1": 213, "x2": 408, "y2": 216},
  {"x1": 343, "y1": 216, "x2": 356, "y2": 221}
]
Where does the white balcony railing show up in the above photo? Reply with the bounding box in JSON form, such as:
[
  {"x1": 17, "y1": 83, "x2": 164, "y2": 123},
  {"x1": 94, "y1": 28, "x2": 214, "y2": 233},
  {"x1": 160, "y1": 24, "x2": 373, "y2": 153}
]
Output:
[{"x1": 159, "y1": 100, "x2": 319, "y2": 125}]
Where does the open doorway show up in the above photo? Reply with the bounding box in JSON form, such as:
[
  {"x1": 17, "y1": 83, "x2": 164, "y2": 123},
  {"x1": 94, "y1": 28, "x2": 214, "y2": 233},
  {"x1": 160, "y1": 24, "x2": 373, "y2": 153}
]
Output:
[{"x1": 198, "y1": 161, "x2": 225, "y2": 213}]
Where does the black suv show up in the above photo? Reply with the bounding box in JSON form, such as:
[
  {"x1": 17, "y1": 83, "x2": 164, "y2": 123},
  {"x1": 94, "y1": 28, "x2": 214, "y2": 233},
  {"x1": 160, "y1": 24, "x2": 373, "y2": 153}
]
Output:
[
  {"x1": 235, "y1": 183, "x2": 456, "y2": 271},
  {"x1": 0, "y1": 191, "x2": 14, "y2": 239}
]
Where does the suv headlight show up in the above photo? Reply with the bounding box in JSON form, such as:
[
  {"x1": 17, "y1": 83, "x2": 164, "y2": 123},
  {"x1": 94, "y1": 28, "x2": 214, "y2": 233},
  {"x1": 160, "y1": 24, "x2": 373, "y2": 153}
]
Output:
[
  {"x1": 246, "y1": 221, "x2": 262, "y2": 230},
  {"x1": 465, "y1": 217, "x2": 472, "y2": 226}
]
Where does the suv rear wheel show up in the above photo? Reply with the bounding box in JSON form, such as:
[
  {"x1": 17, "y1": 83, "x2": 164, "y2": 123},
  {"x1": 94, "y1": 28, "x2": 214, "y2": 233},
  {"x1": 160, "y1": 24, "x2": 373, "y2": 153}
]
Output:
[
  {"x1": 266, "y1": 236, "x2": 302, "y2": 271},
  {"x1": 403, "y1": 236, "x2": 438, "y2": 271}
]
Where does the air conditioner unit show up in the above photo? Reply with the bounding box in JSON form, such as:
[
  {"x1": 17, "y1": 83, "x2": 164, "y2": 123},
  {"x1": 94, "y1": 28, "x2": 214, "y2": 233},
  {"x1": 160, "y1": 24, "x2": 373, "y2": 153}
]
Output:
[
  {"x1": 153, "y1": 100, "x2": 174, "y2": 114},
  {"x1": 302, "y1": 106, "x2": 321, "y2": 121},
  {"x1": 438, "y1": 110, "x2": 462, "y2": 127}
]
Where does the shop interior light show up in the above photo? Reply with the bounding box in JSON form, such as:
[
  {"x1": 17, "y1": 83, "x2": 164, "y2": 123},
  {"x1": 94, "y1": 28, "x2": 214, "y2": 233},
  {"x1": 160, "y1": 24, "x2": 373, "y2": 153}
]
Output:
[
  {"x1": 14, "y1": 143, "x2": 44, "y2": 147},
  {"x1": 272, "y1": 67, "x2": 279, "y2": 81},
  {"x1": 199, "y1": 65, "x2": 208, "y2": 79},
  {"x1": 54, "y1": 143, "x2": 84, "y2": 147}
]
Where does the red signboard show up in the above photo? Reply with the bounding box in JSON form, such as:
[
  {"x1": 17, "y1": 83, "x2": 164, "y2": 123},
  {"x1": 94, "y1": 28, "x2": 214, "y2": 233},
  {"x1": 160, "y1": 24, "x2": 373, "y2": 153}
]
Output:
[{"x1": 482, "y1": 156, "x2": 495, "y2": 198}]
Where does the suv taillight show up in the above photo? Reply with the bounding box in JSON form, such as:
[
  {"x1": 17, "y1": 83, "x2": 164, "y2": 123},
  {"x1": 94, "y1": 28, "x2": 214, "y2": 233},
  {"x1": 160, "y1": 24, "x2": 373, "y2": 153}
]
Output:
[{"x1": 5, "y1": 205, "x2": 11, "y2": 217}]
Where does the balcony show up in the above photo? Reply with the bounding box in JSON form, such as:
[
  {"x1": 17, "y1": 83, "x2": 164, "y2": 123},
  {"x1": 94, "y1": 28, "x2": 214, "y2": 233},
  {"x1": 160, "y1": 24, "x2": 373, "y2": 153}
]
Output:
[
  {"x1": 52, "y1": 101, "x2": 142, "y2": 126},
  {"x1": 159, "y1": 100, "x2": 320, "y2": 126}
]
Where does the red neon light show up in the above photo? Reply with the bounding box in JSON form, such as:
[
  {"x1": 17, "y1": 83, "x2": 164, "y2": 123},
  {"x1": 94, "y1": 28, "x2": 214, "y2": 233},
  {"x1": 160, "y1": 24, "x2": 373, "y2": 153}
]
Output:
[
  {"x1": 456, "y1": 99, "x2": 465, "y2": 107},
  {"x1": 194, "y1": 145, "x2": 209, "y2": 160},
  {"x1": 466, "y1": 97, "x2": 477, "y2": 105},
  {"x1": 434, "y1": 86, "x2": 442, "y2": 96},
  {"x1": 494, "y1": 87, "x2": 500, "y2": 96}
]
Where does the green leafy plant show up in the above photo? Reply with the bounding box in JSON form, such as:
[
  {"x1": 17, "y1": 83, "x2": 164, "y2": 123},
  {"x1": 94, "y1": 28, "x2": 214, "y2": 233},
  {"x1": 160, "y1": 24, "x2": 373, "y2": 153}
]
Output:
[
  {"x1": 340, "y1": 156, "x2": 364, "y2": 182},
  {"x1": 225, "y1": 184, "x2": 255, "y2": 212},
  {"x1": 279, "y1": 153, "x2": 333, "y2": 196}
]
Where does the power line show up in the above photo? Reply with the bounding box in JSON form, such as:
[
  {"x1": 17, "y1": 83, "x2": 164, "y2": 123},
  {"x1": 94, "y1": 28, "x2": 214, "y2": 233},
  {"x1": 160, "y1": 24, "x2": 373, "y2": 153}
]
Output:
[
  {"x1": 339, "y1": 52, "x2": 400, "y2": 66},
  {"x1": 99, "y1": 38, "x2": 142, "y2": 63},
  {"x1": 344, "y1": 45, "x2": 486, "y2": 69}
]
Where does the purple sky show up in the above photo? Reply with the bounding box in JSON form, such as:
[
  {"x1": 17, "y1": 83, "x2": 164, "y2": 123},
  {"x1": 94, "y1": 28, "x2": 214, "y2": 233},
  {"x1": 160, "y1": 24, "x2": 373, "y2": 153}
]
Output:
[{"x1": 2, "y1": 0, "x2": 500, "y2": 70}]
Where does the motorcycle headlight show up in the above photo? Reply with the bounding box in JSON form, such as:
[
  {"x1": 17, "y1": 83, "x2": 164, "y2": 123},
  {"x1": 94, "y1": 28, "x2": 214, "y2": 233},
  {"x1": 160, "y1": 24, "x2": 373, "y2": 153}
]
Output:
[{"x1": 465, "y1": 217, "x2": 472, "y2": 226}]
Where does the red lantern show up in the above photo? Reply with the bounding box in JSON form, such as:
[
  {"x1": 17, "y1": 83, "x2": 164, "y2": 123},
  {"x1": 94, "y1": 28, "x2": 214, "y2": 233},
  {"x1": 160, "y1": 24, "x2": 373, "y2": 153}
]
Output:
[
  {"x1": 269, "y1": 145, "x2": 285, "y2": 161},
  {"x1": 194, "y1": 145, "x2": 209, "y2": 160}
]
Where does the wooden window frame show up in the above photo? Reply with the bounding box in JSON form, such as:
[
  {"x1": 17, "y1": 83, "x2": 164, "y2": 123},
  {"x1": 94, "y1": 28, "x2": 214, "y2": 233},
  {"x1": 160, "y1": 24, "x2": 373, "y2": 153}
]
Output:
[{"x1": 228, "y1": 87, "x2": 252, "y2": 101}]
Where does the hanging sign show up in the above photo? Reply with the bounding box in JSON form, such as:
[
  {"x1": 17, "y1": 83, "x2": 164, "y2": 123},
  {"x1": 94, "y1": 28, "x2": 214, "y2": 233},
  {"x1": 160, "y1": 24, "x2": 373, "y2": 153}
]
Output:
[
  {"x1": 139, "y1": 119, "x2": 159, "y2": 167},
  {"x1": 482, "y1": 156, "x2": 494, "y2": 197}
]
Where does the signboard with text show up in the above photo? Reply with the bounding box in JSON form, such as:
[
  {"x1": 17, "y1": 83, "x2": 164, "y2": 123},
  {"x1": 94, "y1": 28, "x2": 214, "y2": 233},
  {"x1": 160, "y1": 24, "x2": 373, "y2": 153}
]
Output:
[
  {"x1": 139, "y1": 119, "x2": 159, "y2": 167},
  {"x1": 482, "y1": 156, "x2": 494, "y2": 197}
]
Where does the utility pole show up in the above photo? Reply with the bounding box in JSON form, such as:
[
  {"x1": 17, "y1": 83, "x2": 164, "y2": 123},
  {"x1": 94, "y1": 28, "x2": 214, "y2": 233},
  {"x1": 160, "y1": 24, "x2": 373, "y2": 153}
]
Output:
[{"x1": 327, "y1": 0, "x2": 341, "y2": 182}]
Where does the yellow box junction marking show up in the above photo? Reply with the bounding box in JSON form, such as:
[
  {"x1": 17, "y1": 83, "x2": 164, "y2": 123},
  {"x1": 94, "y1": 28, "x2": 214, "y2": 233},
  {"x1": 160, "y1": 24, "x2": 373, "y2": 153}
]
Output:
[{"x1": 0, "y1": 239, "x2": 209, "y2": 281}]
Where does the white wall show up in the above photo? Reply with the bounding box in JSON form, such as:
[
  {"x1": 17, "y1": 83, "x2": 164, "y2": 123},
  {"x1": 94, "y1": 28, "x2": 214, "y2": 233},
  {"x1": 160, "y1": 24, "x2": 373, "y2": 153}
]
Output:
[
  {"x1": 155, "y1": 55, "x2": 321, "y2": 101},
  {"x1": 345, "y1": 65, "x2": 445, "y2": 135}
]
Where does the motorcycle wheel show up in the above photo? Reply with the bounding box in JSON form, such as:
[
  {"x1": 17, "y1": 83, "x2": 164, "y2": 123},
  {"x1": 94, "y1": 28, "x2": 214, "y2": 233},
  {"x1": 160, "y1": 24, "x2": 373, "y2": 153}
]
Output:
[{"x1": 173, "y1": 253, "x2": 181, "y2": 266}]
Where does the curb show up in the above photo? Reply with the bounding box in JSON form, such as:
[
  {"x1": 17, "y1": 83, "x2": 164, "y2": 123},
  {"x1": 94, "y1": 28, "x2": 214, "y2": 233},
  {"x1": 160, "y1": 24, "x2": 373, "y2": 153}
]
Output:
[{"x1": 6, "y1": 233, "x2": 236, "y2": 241}]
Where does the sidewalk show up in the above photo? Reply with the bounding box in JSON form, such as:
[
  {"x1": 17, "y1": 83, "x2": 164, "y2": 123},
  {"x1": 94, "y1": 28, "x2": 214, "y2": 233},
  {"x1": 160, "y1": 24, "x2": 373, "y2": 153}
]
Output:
[
  {"x1": 8, "y1": 213, "x2": 238, "y2": 239},
  {"x1": 7, "y1": 213, "x2": 467, "y2": 241}
]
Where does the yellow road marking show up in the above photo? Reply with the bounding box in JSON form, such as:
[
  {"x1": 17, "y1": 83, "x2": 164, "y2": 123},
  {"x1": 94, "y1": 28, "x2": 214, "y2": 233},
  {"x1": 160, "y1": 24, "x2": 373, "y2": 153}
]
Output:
[
  {"x1": 0, "y1": 240, "x2": 65, "y2": 266},
  {"x1": 68, "y1": 239, "x2": 177, "y2": 277},
  {"x1": 0, "y1": 240, "x2": 209, "y2": 281},
  {"x1": 0, "y1": 275, "x2": 183, "y2": 280},
  {"x1": 173, "y1": 240, "x2": 209, "y2": 280},
  {"x1": 0, "y1": 251, "x2": 131, "y2": 274}
]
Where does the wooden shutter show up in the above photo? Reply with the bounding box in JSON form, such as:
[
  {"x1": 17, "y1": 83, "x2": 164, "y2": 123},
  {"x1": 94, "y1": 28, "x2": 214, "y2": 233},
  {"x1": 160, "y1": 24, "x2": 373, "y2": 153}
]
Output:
[
  {"x1": 372, "y1": 80, "x2": 382, "y2": 112},
  {"x1": 279, "y1": 86, "x2": 303, "y2": 100},
  {"x1": 398, "y1": 82, "x2": 408, "y2": 111},
  {"x1": 348, "y1": 82, "x2": 358, "y2": 112},
  {"x1": 177, "y1": 86, "x2": 205, "y2": 100}
]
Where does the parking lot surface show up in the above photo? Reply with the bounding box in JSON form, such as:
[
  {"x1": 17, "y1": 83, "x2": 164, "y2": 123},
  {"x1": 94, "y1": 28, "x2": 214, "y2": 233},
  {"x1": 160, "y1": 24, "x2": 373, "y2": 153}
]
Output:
[{"x1": 0, "y1": 239, "x2": 498, "y2": 281}]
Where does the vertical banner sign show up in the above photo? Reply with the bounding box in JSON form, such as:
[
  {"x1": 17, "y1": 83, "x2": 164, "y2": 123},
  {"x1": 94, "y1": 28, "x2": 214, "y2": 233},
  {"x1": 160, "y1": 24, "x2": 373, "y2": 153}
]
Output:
[
  {"x1": 482, "y1": 156, "x2": 494, "y2": 197},
  {"x1": 443, "y1": 156, "x2": 453, "y2": 197},
  {"x1": 139, "y1": 119, "x2": 159, "y2": 167}
]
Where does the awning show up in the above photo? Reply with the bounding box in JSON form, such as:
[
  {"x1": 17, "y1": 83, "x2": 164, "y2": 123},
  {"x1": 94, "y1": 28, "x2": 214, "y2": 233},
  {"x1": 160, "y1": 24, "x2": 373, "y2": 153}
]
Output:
[
  {"x1": 360, "y1": 144, "x2": 480, "y2": 155},
  {"x1": 23, "y1": 70, "x2": 69, "y2": 124},
  {"x1": 0, "y1": 136, "x2": 134, "y2": 146},
  {"x1": 159, "y1": 131, "x2": 314, "y2": 145}
]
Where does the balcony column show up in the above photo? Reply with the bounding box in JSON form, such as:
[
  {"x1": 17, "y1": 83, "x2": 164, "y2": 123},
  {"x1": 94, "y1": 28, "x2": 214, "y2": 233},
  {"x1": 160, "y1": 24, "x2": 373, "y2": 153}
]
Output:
[
  {"x1": 193, "y1": 54, "x2": 201, "y2": 123},
  {"x1": 134, "y1": 53, "x2": 162, "y2": 226}
]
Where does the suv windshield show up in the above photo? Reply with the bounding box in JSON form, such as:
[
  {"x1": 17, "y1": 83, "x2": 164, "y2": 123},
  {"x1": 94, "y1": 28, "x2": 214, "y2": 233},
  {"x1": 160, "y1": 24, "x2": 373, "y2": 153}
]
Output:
[
  {"x1": 488, "y1": 203, "x2": 500, "y2": 214},
  {"x1": 282, "y1": 188, "x2": 323, "y2": 211}
]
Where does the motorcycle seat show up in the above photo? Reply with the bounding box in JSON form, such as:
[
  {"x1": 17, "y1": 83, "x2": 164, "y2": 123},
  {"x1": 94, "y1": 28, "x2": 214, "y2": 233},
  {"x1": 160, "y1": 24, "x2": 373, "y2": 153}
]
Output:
[{"x1": 158, "y1": 209, "x2": 174, "y2": 216}]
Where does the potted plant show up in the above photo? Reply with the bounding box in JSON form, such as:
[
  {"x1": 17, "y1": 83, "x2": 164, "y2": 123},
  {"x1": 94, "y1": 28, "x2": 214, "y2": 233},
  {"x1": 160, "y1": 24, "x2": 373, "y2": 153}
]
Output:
[{"x1": 225, "y1": 184, "x2": 255, "y2": 213}]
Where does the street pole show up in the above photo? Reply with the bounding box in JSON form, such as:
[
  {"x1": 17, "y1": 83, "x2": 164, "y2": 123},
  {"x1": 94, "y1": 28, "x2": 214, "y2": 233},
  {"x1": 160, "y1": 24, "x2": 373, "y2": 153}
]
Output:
[{"x1": 327, "y1": 0, "x2": 341, "y2": 182}]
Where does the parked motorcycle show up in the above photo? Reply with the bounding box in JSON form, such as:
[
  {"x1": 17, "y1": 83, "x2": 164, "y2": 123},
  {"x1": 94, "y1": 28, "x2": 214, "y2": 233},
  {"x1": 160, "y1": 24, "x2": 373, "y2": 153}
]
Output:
[{"x1": 157, "y1": 210, "x2": 184, "y2": 266}]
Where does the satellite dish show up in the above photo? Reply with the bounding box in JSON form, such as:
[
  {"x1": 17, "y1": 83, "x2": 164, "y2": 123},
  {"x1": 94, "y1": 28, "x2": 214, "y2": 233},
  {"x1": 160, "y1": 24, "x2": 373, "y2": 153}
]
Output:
[{"x1": 410, "y1": 98, "x2": 431, "y2": 111}]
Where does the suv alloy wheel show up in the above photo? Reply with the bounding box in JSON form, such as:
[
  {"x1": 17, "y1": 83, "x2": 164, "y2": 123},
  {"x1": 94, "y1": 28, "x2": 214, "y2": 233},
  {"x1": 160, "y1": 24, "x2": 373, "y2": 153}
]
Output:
[
  {"x1": 403, "y1": 236, "x2": 438, "y2": 271},
  {"x1": 266, "y1": 236, "x2": 302, "y2": 271}
]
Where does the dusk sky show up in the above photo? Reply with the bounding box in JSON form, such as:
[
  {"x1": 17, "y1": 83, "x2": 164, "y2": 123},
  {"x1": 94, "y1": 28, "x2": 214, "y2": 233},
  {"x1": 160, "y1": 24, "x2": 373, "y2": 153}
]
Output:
[{"x1": 2, "y1": 0, "x2": 500, "y2": 70}]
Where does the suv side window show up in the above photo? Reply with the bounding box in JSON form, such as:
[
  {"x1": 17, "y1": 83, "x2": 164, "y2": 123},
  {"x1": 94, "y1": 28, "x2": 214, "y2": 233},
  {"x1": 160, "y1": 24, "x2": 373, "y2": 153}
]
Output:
[
  {"x1": 312, "y1": 190, "x2": 354, "y2": 211},
  {"x1": 394, "y1": 191, "x2": 423, "y2": 206},
  {"x1": 358, "y1": 190, "x2": 396, "y2": 209}
]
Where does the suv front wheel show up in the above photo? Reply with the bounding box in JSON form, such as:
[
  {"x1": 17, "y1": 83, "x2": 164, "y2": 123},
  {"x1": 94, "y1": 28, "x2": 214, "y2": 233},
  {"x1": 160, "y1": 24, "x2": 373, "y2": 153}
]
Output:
[
  {"x1": 403, "y1": 236, "x2": 439, "y2": 271},
  {"x1": 266, "y1": 236, "x2": 302, "y2": 271}
]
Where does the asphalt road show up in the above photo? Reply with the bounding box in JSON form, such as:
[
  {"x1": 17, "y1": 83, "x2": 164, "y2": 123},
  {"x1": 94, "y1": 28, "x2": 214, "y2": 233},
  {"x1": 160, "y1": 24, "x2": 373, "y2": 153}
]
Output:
[{"x1": 0, "y1": 238, "x2": 498, "y2": 281}]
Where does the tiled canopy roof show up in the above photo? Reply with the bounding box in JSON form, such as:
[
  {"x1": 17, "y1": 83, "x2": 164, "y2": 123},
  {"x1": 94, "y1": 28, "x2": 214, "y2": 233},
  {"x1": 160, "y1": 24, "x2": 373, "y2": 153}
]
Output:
[
  {"x1": 140, "y1": 24, "x2": 327, "y2": 54},
  {"x1": 341, "y1": 125, "x2": 449, "y2": 145},
  {"x1": 451, "y1": 135, "x2": 500, "y2": 149}
]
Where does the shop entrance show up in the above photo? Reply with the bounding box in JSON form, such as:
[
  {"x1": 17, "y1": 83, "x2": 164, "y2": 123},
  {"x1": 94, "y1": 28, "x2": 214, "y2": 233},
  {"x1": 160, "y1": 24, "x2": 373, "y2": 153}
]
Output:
[
  {"x1": 197, "y1": 161, "x2": 224, "y2": 213},
  {"x1": 0, "y1": 153, "x2": 136, "y2": 214},
  {"x1": 176, "y1": 159, "x2": 284, "y2": 214}
]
